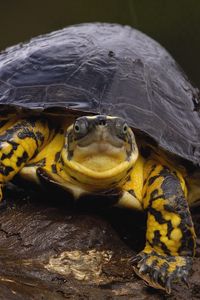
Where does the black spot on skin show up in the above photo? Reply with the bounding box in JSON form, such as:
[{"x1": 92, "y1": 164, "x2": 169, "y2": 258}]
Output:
[
  {"x1": 128, "y1": 189, "x2": 136, "y2": 197},
  {"x1": 60, "y1": 157, "x2": 64, "y2": 166},
  {"x1": 149, "y1": 194, "x2": 165, "y2": 207},
  {"x1": 127, "y1": 167, "x2": 133, "y2": 174},
  {"x1": 148, "y1": 189, "x2": 164, "y2": 207},
  {"x1": 70, "y1": 175, "x2": 78, "y2": 182},
  {"x1": 35, "y1": 131, "x2": 45, "y2": 143},
  {"x1": 148, "y1": 206, "x2": 174, "y2": 248},
  {"x1": 0, "y1": 127, "x2": 16, "y2": 141},
  {"x1": 164, "y1": 204, "x2": 176, "y2": 213},
  {"x1": 1, "y1": 149, "x2": 14, "y2": 160},
  {"x1": 143, "y1": 191, "x2": 147, "y2": 199},
  {"x1": 1, "y1": 140, "x2": 19, "y2": 160},
  {"x1": 17, "y1": 130, "x2": 38, "y2": 147},
  {"x1": 16, "y1": 151, "x2": 29, "y2": 167},
  {"x1": 0, "y1": 164, "x2": 14, "y2": 176},
  {"x1": 152, "y1": 230, "x2": 161, "y2": 246},
  {"x1": 126, "y1": 175, "x2": 131, "y2": 181},
  {"x1": 32, "y1": 148, "x2": 39, "y2": 158},
  {"x1": 8, "y1": 141, "x2": 18, "y2": 150},
  {"x1": 166, "y1": 221, "x2": 174, "y2": 239},
  {"x1": 55, "y1": 152, "x2": 61, "y2": 162},
  {"x1": 143, "y1": 179, "x2": 147, "y2": 186},
  {"x1": 8, "y1": 119, "x2": 46, "y2": 149},
  {"x1": 150, "y1": 189, "x2": 159, "y2": 200},
  {"x1": 178, "y1": 221, "x2": 195, "y2": 256},
  {"x1": 160, "y1": 243, "x2": 171, "y2": 256},
  {"x1": 51, "y1": 164, "x2": 57, "y2": 174},
  {"x1": 148, "y1": 207, "x2": 166, "y2": 224},
  {"x1": 148, "y1": 175, "x2": 160, "y2": 186},
  {"x1": 67, "y1": 150, "x2": 74, "y2": 160},
  {"x1": 147, "y1": 164, "x2": 157, "y2": 178}
]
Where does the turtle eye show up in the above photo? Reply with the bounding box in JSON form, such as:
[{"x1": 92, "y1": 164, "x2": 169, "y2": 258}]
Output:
[
  {"x1": 74, "y1": 123, "x2": 80, "y2": 133},
  {"x1": 123, "y1": 123, "x2": 128, "y2": 134},
  {"x1": 73, "y1": 118, "x2": 89, "y2": 137},
  {"x1": 115, "y1": 118, "x2": 128, "y2": 139}
]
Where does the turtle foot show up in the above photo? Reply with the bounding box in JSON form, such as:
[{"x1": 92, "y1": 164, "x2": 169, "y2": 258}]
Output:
[{"x1": 131, "y1": 250, "x2": 192, "y2": 293}]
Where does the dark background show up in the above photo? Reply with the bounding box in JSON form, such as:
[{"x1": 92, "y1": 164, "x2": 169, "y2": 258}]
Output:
[{"x1": 0, "y1": 0, "x2": 200, "y2": 88}]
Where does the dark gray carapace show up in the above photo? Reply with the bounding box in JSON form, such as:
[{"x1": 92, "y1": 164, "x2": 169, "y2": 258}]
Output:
[{"x1": 0, "y1": 23, "x2": 199, "y2": 164}]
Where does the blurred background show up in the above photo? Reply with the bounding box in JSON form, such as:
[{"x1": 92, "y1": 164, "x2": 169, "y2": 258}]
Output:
[{"x1": 0, "y1": 0, "x2": 200, "y2": 87}]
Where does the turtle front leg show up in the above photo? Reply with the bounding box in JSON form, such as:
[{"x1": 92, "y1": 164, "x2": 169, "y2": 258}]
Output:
[
  {"x1": 132, "y1": 160, "x2": 196, "y2": 293},
  {"x1": 0, "y1": 118, "x2": 53, "y2": 204}
]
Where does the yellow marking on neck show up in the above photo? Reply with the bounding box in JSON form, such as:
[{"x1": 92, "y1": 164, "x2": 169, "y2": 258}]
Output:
[{"x1": 122, "y1": 155, "x2": 144, "y2": 201}]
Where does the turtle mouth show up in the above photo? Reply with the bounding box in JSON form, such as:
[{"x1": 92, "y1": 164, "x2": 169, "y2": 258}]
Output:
[
  {"x1": 73, "y1": 143, "x2": 127, "y2": 173},
  {"x1": 77, "y1": 126, "x2": 124, "y2": 149}
]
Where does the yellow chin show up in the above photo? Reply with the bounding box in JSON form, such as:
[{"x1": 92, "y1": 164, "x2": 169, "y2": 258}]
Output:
[
  {"x1": 79, "y1": 154, "x2": 124, "y2": 172},
  {"x1": 72, "y1": 143, "x2": 128, "y2": 172},
  {"x1": 61, "y1": 150, "x2": 138, "y2": 191}
]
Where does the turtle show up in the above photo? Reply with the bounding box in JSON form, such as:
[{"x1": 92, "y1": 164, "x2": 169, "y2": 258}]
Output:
[{"x1": 0, "y1": 22, "x2": 199, "y2": 294}]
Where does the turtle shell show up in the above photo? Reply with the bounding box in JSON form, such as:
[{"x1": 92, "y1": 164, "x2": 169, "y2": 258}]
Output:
[{"x1": 0, "y1": 23, "x2": 200, "y2": 165}]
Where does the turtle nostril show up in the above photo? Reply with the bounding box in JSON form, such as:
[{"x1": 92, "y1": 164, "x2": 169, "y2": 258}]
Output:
[
  {"x1": 97, "y1": 115, "x2": 107, "y2": 126},
  {"x1": 99, "y1": 120, "x2": 106, "y2": 126}
]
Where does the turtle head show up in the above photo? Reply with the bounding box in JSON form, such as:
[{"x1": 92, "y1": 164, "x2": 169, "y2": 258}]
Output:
[{"x1": 61, "y1": 115, "x2": 138, "y2": 190}]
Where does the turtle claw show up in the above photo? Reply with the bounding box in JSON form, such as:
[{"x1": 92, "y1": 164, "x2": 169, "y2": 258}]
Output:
[
  {"x1": 130, "y1": 255, "x2": 140, "y2": 264},
  {"x1": 181, "y1": 274, "x2": 190, "y2": 288},
  {"x1": 131, "y1": 251, "x2": 192, "y2": 293},
  {"x1": 152, "y1": 269, "x2": 159, "y2": 283},
  {"x1": 165, "y1": 277, "x2": 172, "y2": 294},
  {"x1": 139, "y1": 263, "x2": 149, "y2": 274}
]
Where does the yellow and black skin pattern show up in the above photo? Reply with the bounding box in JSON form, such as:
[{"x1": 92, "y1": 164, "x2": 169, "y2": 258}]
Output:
[
  {"x1": 0, "y1": 117, "x2": 55, "y2": 201},
  {"x1": 131, "y1": 160, "x2": 195, "y2": 293},
  {"x1": 0, "y1": 114, "x2": 196, "y2": 293}
]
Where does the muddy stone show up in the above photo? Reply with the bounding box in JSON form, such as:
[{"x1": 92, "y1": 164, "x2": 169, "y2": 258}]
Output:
[{"x1": 0, "y1": 187, "x2": 199, "y2": 300}]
